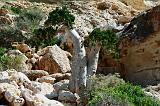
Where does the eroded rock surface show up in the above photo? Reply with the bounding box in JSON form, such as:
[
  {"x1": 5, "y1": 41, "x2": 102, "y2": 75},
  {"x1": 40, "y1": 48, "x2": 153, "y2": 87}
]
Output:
[{"x1": 119, "y1": 5, "x2": 160, "y2": 86}]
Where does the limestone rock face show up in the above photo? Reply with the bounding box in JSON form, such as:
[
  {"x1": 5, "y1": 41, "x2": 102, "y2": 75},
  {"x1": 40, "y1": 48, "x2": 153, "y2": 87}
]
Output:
[
  {"x1": 37, "y1": 45, "x2": 71, "y2": 74},
  {"x1": 119, "y1": 5, "x2": 160, "y2": 86}
]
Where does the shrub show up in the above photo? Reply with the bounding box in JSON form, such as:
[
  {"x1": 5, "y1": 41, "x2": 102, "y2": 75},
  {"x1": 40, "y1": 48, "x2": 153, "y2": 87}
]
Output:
[
  {"x1": 0, "y1": 26, "x2": 27, "y2": 48},
  {"x1": 45, "y1": 6, "x2": 75, "y2": 29},
  {"x1": 15, "y1": 7, "x2": 44, "y2": 32},
  {"x1": 29, "y1": 26, "x2": 61, "y2": 48},
  {"x1": 86, "y1": 28, "x2": 119, "y2": 58},
  {"x1": 87, "y1": 74, "x2": 160, "y2": 106},
  {"x1": 0, "y1": 55, "x2": 25, "y2": 71}
]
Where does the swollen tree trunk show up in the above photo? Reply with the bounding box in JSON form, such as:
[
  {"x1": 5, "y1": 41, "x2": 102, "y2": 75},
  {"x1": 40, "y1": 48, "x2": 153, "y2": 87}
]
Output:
[
  {"x1": 87, "y1": 43, "x2": 101, "y2": 76},
  {"x1": 66, "y1": 28, "x2": 87, "y2": 94},
  {"x1": 87, "y1": 43, "x2": 101, "y2": 89}
]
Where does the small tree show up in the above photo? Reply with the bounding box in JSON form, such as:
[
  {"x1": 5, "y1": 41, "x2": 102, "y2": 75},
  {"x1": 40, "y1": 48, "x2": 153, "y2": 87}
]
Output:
[{"x1": 45, "y1": 6, "x2": 118, "y2": 104}]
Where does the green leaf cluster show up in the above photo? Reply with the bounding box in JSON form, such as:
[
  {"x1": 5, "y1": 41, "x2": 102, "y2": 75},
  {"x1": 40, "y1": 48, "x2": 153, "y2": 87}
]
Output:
[
  {"x1": 45, "y1": 6, "x2": 75, "y2": 29},
  {"x1": 30, "y1": 27, "x2": 61, "y2": 48},
  {"x1": 87, "y1": 28, "x2": 119, "y2": 58}
]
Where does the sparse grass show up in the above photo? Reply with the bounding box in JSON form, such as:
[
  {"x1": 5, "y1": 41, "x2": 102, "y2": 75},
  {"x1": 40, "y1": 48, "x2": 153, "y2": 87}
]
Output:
[
  {"x1": 0, "y1": 55, "x2": 24, "y2": 71},
  {"x1": 15, "y1": 7, "x2": 44, "y2": 32},
  {"x1": 87, "y1": 74, "x2": 160, "y2": 106}
]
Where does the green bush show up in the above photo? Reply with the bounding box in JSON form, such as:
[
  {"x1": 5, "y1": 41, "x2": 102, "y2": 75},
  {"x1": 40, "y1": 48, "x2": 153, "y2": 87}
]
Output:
[
  {"x1": 15, "y1": 7, "x2": 44, "y2": 32},
  {"x1": 45, "y1": 6, "x2": 75, "y2": 29},
  {"x1": 29, "y1": 26, "x2": 61, "y2": 48},
  {"x1": 0, "y1": 26, "x2": 27, "y2": 48},
  {"x1": 86, "y1": 28, "x2": 119, "y2": 58},
  {"x1": 0, "y1": 55, "x2": 24, "y2": 71},
  {"x1": 88, "y1": 74, "x2": 160, "y2": 106}
]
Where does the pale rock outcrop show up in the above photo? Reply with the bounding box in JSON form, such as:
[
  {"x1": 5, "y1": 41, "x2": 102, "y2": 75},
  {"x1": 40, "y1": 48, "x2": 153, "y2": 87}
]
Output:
[
  {"x1": 37, "y1": 45, "x2": 71, "y2": 74},
  {"x1": 119, "y1": 5, "x2": 160, "y2": 86}
]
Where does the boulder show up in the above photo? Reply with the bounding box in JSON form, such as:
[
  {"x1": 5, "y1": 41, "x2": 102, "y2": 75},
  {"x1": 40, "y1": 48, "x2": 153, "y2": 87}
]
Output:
[
  {"x1": 58, "y1": 90, "x2": 79, "y2": 103},
  {"x1": 26, "y1": 81, "x2": 57, "y2": 99},
  {"x1": 119, "y1": 5, "x2": 160, "y2": 86},
  {"x1": 36, "y1": 76, "x2": 56, "y2": 84},
  {"x1": 10, "y1": 72, "x2": 31, "y2": 85},
  {"x1": 12, "y1": 42, "x2": 32, "y2": 53},
  {"x1": 53, "y1": 80, "x2": 69, "y2": 92},
  {"x1": 120, "y1": 0, "x2": 146, "y2": 10},
  {"x1": 49, "y1": 73, "x2": 71, "y2": 82},
  {"x1": 22, "y1": 70, "x2": 49, "y2": 80},
  {"x1": 37, "y1": 45, "x2": 71, "y2": 74},
  {"x1": 22, "y1": 89, "x2": 64, "y2": 106}
]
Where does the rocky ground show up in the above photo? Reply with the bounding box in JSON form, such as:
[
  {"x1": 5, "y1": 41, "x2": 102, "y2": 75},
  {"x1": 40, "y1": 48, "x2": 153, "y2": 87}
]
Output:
[{"x1": 0, "y1": 0, "x2": 160, "y2": 106}]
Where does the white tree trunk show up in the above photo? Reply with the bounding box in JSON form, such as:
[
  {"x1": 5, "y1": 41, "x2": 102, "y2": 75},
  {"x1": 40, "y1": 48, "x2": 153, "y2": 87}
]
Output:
[
  {"x1": 66, "y1": 29, "x2": 87, "y2": 94},
  {"x1": 87, "y1": 43, "x2": 101, "y2": 89}
]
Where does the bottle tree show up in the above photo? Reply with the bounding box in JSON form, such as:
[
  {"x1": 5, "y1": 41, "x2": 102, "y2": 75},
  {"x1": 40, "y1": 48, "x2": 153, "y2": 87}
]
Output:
[{"x1": 45, "y1": 6, "x2": 118, "y2": 104}]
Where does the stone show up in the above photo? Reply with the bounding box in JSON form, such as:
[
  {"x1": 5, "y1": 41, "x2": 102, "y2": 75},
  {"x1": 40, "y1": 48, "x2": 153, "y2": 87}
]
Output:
[
  {"x1": 12, "y1": 97, "x2": 25, "y2": 106},
  {"x1": 22, "y1": 89, "x2": 64, "y2": 106},
  {"x1": 10, "y1": 72, "x2": 31, "y2": 85},
  {"x1": 0, "y1": 8, "x2": 9, "y2": 16},
  {"x1": 0, "y1": 16, "x2": 12, "y2": 25},
  {"x1": 37, "y1": 45, "x2": 71, "y2": 74},
  {"x1": 53, "y1": 80, "x2": 69, "y2": 92},
  {"x1": 4, "y1": 86, "x2": 24, "y2": 106},
  {"x1": 22, "y1": 70, "x2": 49, "y2": 80},
  {"x1": 118, "y1": 15, "x2": 131, "y2": 24},
  {"x1": 58, "y1": 90, "x2": 79, "y2": 103},
  {"x1": 49, "y1": 73, "x2": 71, "y2": 82},
  {"x1": 120, "y1": 0, "x2": 146, "y2": 10},
  {"x1": 97, "y1": 2, "x2": 111, "y2": 10},
  {"x1": 0, "y1": 71, "x2": 9, "y2": 82},
  {"x1": 119, "y1": 5, "x2": 160, "y2": 86},
  {"x1": 36, "y1": 76, "x2": 56, "y2": 84},
  {"x1": 12, "y1": 42, "x2": 32, "y2": 53},
  {"x1": 26, "y1": 81, "x2": 54, "y2": 98}
]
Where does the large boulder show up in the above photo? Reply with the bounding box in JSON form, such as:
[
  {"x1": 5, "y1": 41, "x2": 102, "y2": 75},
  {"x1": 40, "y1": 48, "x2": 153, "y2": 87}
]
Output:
[
  {"x1": 22, "y1": 89, "x2": 64, "y2": 106},
  {"x1": 119, "y1": 5, "x2": 160, "y2": 86},
  {"x1": 37, "y1": 45, "x2": 71, "y2": 74}
]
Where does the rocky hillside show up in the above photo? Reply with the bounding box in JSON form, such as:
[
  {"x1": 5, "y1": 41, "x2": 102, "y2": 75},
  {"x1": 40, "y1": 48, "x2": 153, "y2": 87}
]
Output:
[{"x1": 0, "y1": 0, "x2": 160, "y2": 106}]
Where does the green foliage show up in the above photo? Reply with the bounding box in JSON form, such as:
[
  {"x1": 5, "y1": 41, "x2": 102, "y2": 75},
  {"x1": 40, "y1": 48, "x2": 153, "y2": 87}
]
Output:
[
  {"x1": 10, "y1": 6, "x2": 22, "y2": 14},
  {"x1": 15, "y1": 7, "x2": 44, "y2": 32},
  {"x1": 45, "y1": 6, "x2": 75, "y2": 29},
  {"x1": 0, "y1": 25, "x2": 27, "y2": 48},
  {"x1": 0, "y1": 47, "x2": 7, "y2": 57},
  {"x1": 86, "y1": 28, "x2": 119, "y2": 58},
  {"x1": 88, "y1": 74, "x2": 160, "y2": 106},
  {"x1": 30, "y1": 26, "x2": 61, "y2": 48},
  {"x1": 0, "y1": 55, "x2": 24, "y2": 71}
]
